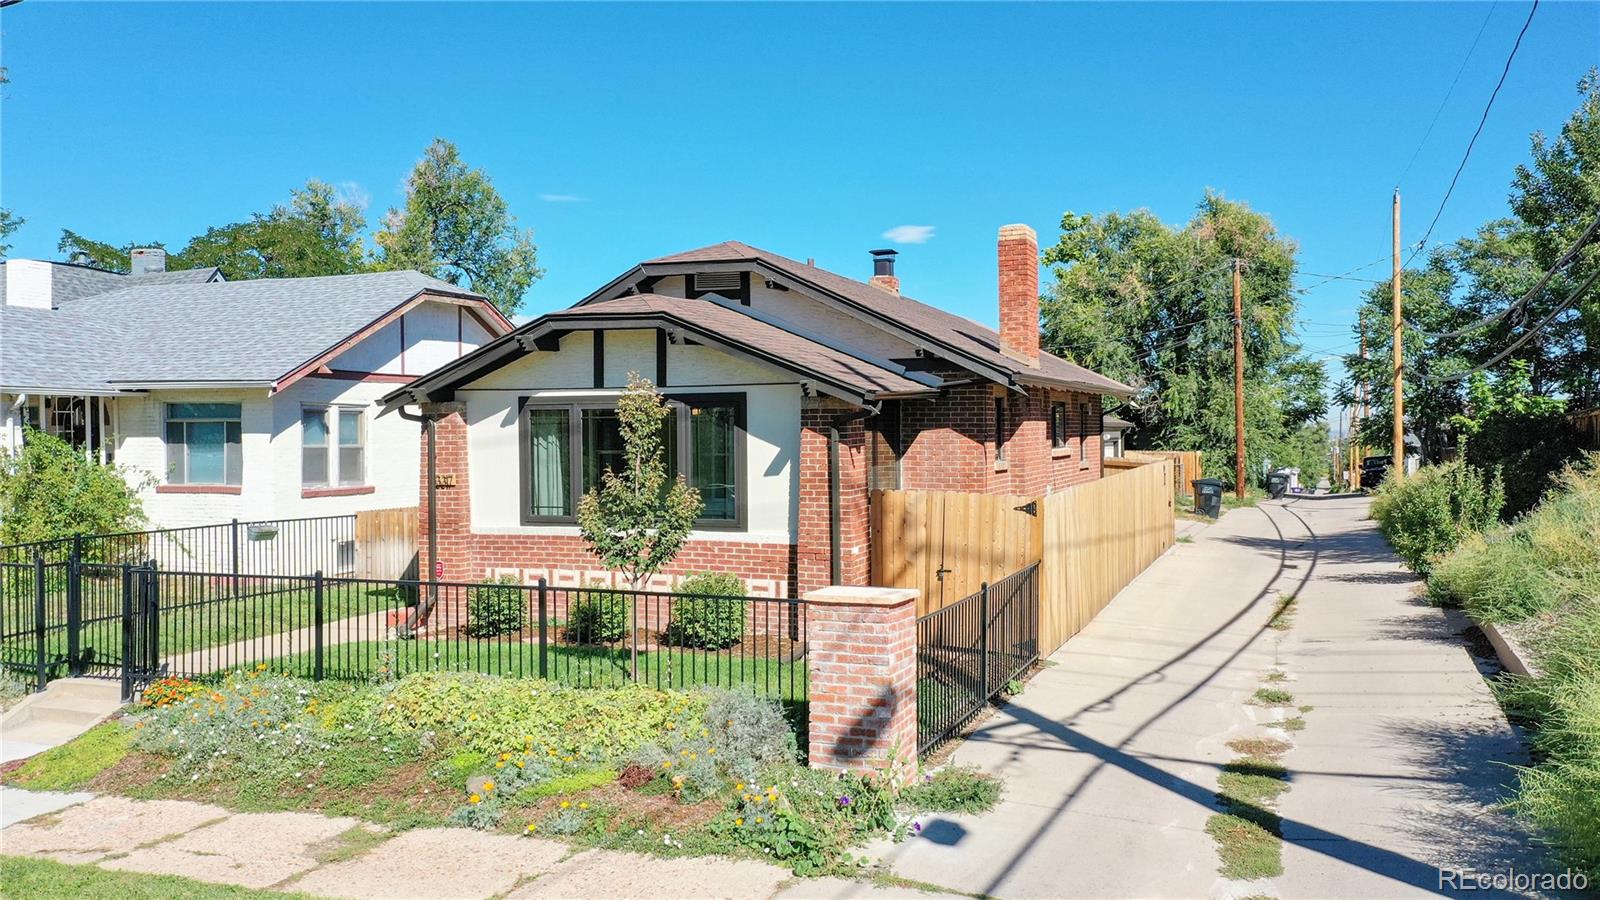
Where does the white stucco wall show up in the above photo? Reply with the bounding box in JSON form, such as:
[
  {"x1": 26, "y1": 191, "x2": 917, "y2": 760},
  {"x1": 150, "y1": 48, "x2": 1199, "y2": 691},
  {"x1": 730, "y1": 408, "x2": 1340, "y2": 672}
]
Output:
[
  {"x1": 459, "y1": 328, "x2": 802, "y2": 544},
  {"x1": 325, "y1": 302, "x2": 496, "y2": 376}
]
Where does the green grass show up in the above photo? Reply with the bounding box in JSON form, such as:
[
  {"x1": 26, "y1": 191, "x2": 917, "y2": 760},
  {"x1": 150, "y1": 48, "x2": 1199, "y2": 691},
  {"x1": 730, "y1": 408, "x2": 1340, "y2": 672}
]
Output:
[
  {"x1": 1266, "y1": 595, "x2": 1297, "y2": 631},
  {"x1": 901, "y1": 766, "x2": 1003, "y2": 814},
  {"x1": 6, "y1": 722, "x2": 131, "y2": 791},
  {"x1": 0, "y1": 855, "x2": 319, "y2": 899},
  {"x1": 261, "y1": 639, "x2": 807, "y2": 700},
  {"x1": 1252, "y1": 688, "x2": 1294, "y2": 706},
  {"x1": 1269, "y1": 715, "x2": 1307, "y2": 732},
  {"x1": 307, "y1": 825, "x2": 394, "y2": 865},
  {"x1": 1206, "y1": 812, "x2": 1283, "y2": 880},
  {"x1": 1218, "y1": 759, "x2": 1290, "y2": 806},
  {"x1": 1208, "y1": 750, "x2": 1291, "y2": 880}
]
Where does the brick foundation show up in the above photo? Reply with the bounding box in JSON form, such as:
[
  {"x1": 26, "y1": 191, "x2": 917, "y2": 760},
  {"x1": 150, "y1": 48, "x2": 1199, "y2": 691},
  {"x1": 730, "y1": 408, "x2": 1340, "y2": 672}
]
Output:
[{"x1": 804, "y1": 585, "x2": 919, "y2": 779}]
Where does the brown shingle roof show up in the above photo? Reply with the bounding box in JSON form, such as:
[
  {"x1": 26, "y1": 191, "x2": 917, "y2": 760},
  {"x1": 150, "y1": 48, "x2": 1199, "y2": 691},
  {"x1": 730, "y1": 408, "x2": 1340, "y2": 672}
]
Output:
[
  {"x1": 641, "y1": 241, "x2": 1134, "y2": 397},
  {"x1": 548, "y1": 294, "x2": 934, "y2": 397}
]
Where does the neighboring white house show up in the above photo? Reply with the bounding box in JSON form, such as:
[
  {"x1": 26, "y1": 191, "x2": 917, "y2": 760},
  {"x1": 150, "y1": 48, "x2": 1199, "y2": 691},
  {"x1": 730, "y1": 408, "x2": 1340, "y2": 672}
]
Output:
[{"x1": 0, "y1": 252, "x2": 512, "y2": 529}]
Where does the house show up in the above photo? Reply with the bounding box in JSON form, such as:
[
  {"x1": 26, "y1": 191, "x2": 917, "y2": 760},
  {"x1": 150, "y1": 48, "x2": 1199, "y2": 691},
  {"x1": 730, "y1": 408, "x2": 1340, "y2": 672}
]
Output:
[
  {"x1": 0, "y1": 251, "x2": 513, "y2": 529},
  {"x1": 1102, "y1": 415, "x2": 1134, "y2": 458},
  {"x1": 383, "y1": 224, "x2": 1135, "y2": 598}
]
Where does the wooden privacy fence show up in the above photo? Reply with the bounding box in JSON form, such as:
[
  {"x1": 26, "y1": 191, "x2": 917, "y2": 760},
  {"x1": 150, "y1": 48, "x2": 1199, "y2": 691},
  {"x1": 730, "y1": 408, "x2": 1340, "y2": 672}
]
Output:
[
  {"x1": 1123, "y1": 450, "x2": 1203, "y2": 491},
  {"x1": 871, "y1": 460, "x2": 1175, "y2": 655},
  {"x1": 1572, "y1": 409, "x2": 1600, "y2": 449},
  {"x1": 1038, "y1": 460, "x2": 1174, "y2": 652},
  {"x1": 870, "y1": 489, "x2": 1040, "y2": 616},
  {"x1": 354, "y1": 507, "x2": 419, "y2": 581}
]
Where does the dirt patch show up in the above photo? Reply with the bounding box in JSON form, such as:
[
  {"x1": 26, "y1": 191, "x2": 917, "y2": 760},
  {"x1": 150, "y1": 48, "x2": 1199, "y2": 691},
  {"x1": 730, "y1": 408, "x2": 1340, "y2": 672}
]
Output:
[
  {"x1": 1227, "y1": 737, "x2": 1292, "y2": 760},
  {"x1": 87, "y1": 751, "x2": 172, "y2": 794},
  {"x1": 498, "y1": 781, "x2": 722, "y2": 835}
]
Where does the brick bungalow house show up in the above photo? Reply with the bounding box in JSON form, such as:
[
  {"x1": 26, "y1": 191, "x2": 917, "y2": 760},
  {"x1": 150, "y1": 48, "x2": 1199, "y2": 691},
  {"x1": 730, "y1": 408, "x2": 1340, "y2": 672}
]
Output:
[{"x1": 382, "y1": 224, "x2": 1134, "y2": 598}]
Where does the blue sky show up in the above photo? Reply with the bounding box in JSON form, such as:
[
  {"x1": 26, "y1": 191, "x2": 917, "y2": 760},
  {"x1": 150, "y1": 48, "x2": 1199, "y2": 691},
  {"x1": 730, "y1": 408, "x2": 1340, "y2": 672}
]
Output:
[{"x1": 3, "y1": 2, "x2": 1596, "y2": 401}]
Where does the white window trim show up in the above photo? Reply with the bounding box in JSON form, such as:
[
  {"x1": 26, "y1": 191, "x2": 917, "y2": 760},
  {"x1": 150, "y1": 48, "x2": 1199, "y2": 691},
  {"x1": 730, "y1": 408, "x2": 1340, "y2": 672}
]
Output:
[{"x1": 301, "y1": 404, "x2": 367, "y2": 489}]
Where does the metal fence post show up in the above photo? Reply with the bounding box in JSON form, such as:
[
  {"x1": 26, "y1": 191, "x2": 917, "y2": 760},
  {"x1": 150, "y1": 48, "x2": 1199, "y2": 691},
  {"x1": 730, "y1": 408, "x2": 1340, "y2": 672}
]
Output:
[
  {"x1": 979, "y1": 581, "x2": 990, "y2": 699},
  {"x1": 230, "y1": 518, "x2": 241, "y2": 599},
  {"x1": 120, "y1": 563, "x2": 133, "y2": 702},
  {"x1": 32, "y1": 553, "x2": 47, "y2": 691},
  {"x1": 313, "y1": 570, "x2": 325, "y2": 681},
  {"x1": 66, "y1": 534, "x2": 83, "y2": 676},
  {"x1": 537, "y1": 577, "x2": 549, "y2": 679},
  {"x1": 146, "y1": 563, "x2": 160, "y2": 679}
]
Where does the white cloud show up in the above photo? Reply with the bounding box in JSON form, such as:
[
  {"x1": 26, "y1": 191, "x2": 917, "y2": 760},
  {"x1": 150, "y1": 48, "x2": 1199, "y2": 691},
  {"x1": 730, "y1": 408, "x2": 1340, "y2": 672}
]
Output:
[
  {"x1": 539, "y1": 193, "x2": 585, "y2": 203},
  {"x1": 882, "y1": 224, "x2": 935, "y2": 244}
]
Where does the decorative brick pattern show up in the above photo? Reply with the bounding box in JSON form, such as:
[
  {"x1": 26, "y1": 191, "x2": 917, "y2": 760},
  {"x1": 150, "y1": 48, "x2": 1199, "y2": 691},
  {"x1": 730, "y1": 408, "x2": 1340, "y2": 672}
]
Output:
[{"x1": 804, "y1": 586, "x2": 919, "y2": 778}]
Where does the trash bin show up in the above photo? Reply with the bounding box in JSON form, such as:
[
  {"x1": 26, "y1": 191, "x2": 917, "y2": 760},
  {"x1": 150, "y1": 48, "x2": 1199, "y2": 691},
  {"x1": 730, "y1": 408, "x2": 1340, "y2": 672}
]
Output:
[
  {"x1": 1266, "y1": 470, "x2": 1291, "y2": 500},
  {"x1": 1192, "y1": 478, "x2": 1225, "y2": 519}
]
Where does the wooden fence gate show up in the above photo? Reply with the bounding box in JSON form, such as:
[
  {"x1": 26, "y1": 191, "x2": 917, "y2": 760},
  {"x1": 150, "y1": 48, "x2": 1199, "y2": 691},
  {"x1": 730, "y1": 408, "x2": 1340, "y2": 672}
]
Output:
[
  {"x1": 869, "y1": 489, "x2": 1041, "y2": 616},
  {"x1": 871, "y1": 460, "x2": 1175, "y2": 654},
  {"x1": 354, "y1": 507, "x2": 419, "y2": 581}
]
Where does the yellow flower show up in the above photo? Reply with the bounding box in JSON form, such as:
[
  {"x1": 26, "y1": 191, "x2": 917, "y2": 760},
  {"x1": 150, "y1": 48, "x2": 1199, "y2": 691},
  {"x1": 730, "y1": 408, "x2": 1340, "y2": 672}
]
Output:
[
  {"x1": 736, "y1": 782, "x2": 745, "y2": 791},
  {"x1": 560, "y1": 800, "x2": 571, "y2": 809},
  {"x1": 526, "y1": 823, "x2": 538, "y2": 833},
  {"x1": 515, "y1": 760, "x2": 525, "y2": 769},
  {"x1": 495, "y1": 762, "x2": 506, "y2": 769},
  {"x1": 564, "y1": 756, "x2": 575, "y2": 763},
  {"x1": 256, "y1": 662, "x2": 268, "y2": 670},
  {"x1": 735, "y1": 817, "x2": 744, "y2": 826},
  {"x1": 756, "y1": 817, "x2": 765, "y2": 824},
  {"x1": 468, "y1": 794, "x2": 482, "y2": 804},
  {"x1": 663, "y1": 761, "x2": 673, "y2": 769},
  {"x1": 483, "y1": 781, "x2": 495, "y2": 792},
  {"x1": 665, "y1": 722, "x2": 676, "y2": 730},
  {"x1": 578, "y1": 802, "x2": 589, "y2": 810},
  {"x1": 707, "y1": 748, "x2": 716, "y2": 755},
  {"x1": 500, "y1": 752, "x2": 510, "y2": 761}
]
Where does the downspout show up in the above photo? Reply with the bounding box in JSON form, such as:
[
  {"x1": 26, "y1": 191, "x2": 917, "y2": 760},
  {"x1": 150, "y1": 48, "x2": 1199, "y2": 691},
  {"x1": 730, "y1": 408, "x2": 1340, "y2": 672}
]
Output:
[
  {"x1": 827, "y1": 407, "x2": 877, "y2": 586},
  {"x1": 396, "y1": 403, "x2": 438, "y2": 630}
]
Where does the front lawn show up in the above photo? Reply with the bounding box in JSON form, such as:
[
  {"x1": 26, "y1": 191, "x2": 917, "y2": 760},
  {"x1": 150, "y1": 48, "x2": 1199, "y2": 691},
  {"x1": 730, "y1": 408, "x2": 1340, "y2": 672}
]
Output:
[
  {"x1": 4, "y1": 669, "x2": 997, "y2": 877},
  {"x1": 0, "y1": 856, "x2": 318, "y2": 900}
]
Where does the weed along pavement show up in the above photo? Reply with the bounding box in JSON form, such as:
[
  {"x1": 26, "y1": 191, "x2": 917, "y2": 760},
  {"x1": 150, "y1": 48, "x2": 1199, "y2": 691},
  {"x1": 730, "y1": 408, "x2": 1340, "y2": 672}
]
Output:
[{"x1": 870, "y1": 495, "x2": 1556, "y2": 899}]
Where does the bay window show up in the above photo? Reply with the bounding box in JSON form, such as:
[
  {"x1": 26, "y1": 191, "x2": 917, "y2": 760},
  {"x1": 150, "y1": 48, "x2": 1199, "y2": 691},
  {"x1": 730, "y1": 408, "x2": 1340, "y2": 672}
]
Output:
[
  {"x1": 520, "y1": 394, "x2": 744, "y2": 528},
  {"x1": 166, "y1": 403, "x2": 242, "y2": 485}
]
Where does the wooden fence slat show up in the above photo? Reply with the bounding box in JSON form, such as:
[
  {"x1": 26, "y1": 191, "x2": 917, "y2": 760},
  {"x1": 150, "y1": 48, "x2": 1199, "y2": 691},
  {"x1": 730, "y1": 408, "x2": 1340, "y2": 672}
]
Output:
[{"x1": 354, "y1": 507, "x2": 419, "y2": 581}]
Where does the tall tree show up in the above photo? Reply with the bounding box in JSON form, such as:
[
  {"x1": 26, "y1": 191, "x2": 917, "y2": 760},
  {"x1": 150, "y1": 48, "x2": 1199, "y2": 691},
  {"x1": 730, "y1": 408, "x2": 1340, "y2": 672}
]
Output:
[
  {"x1": 375, "y1": 139, "x2": 543, "y2": 315},
  {"x1": 0, "y1": 209, "x2": 22, "y2": 260},
  {"x1": 1042, "y1": 192, "x2": 1328, "y2": 486},
  {"x1": 57, "y1": 180, "x2": 367, "y2": 279}
]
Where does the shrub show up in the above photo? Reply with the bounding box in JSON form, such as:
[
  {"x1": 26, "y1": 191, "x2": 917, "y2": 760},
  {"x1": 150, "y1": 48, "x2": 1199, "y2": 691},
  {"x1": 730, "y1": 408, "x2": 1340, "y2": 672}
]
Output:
[
  {"x1": 0, "y1": 670, "x2": 30, "y2": 712},
  {"x1": 466, "y1": 576, "x2": 527, "y2": 638},
  {"x1": 664, "y1": 573, "x2": 746, "y2": 649},
  {"x1": 0, "y1": 428, "x2": 150, "y2": 550},
  {"x1": 141, "y1": 676, "x2": 203, "y2": 708},
  {"x1": 1429, "y1": 456, "x2": 1600, "y2": 622},
  {"x1": 1369, "y1": 460, "x2": 1503, "y2": 574},
  {"x1": 377, "y1": 672, "x2": 703, "y2": 759},
  {"x1": 704, "y1": 689, "x2": 797, "y2": 780},
  {"x1": 901, "y1": 766, "x2": 1003, "y2": 814},
  {"x1": 566, "y1": 584, "x2": 629, "y2": 644}
]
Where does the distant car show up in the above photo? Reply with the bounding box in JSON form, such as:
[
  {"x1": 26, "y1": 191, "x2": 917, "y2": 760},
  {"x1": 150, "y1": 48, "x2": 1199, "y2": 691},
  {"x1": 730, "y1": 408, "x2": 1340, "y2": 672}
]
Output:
[{"x1": 1360, "y1": 455, "x2": 1393, "y2": 490}]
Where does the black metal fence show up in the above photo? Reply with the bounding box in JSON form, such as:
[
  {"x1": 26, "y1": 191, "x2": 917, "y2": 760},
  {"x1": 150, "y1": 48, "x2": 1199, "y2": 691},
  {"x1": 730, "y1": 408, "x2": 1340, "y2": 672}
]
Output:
[
  {"x1": 0, "y1": 514, "x2": 358, "y2": 576},
  {"x1": 915, "y1": 562, "x2": 1040, "y2": 755},
  {"x1": 1, "y1": 553, "x2": 808, "y2": 709}
]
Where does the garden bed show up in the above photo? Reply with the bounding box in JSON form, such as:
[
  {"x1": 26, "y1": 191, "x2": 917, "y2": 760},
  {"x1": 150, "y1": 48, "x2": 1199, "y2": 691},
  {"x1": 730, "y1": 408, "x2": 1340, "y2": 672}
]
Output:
[{"x1": 2, "y1": 669, "x2": 998, "y2": 876}]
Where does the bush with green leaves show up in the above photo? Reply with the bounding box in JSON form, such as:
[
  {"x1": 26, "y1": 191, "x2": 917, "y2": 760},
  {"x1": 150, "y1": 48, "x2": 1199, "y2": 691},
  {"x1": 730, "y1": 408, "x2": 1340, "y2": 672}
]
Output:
[
  {"x1": 1369, "y1": 459, "x2": 1503, "y2": 574},
  {"x1": 901, "y1": 766, "x2": 1003, "y2": 814},
  {"x1": 466, "y1": 575, "x2": 527, "y2": 637},
  {"x1": 704, "y1": 689, "x2": 797, "y2": 780},
  {"x1": 1429, "y1": 455, "x2": 1600, "y2": 623},
  {"x1": 664, "y1": 572, "x2": 747, "y2": 649},
  {"x1": 0, "y1": 428, "x2": 149, "y2": 550},
  {"x1": 566, "y1": 585, "x2": 630, "y2": 644}
]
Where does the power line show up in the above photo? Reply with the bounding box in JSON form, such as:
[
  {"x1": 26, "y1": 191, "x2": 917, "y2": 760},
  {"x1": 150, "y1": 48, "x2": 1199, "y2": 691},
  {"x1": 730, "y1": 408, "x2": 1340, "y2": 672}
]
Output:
[
  {"x1": 1397, "y1": 2, "x2": 1501, "y2": 184},
  {"x1": 1293, "y1": 252, "x2": 1394, "y2": 294},
  {"x1": 1407, "y1": 209, "x2": 1600, "y2": 338},
  {"x1": 1404, "y1": 0, "x2": 1540, "y2": 268},
  {"x1": 1418, "y1": 263, "x2": 1598, "y2": 383},
  {"x1": 1295, "y1": 271, "x2": 1387, "y2": 284}
]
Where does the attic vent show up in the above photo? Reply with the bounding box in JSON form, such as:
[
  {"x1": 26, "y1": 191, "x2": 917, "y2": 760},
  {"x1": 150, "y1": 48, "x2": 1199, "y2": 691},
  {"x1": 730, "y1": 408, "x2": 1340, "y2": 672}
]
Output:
[{"x1": 691, "y1": 272, "x2": 741, "y2": 293}]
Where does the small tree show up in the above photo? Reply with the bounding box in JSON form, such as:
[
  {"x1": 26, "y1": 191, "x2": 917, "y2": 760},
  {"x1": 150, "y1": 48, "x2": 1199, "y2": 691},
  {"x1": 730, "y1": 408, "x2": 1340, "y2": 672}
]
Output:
[
  {"x1": 576, "y1": 374, "x2": 702, "y2": 669},
  {"x1": 0, "y1": 428, "x2": 150, "y2": 547}
]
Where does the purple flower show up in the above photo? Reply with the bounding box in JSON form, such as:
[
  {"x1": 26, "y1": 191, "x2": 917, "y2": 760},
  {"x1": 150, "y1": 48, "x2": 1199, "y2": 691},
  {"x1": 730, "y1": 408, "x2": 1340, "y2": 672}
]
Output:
[
  {"x1": 837, "y1": 795, "x2": 853, "y2": 808},
  {"x1": 912, "y1": 821, "x2": 923, "y2": 834},
  {"x1": 924, "y1": 773, "x2": 933, "y2": 783}
]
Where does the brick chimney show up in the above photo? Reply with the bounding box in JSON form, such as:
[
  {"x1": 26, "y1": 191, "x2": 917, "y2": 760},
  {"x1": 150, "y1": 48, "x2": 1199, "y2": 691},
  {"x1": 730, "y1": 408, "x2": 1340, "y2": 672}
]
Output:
[
  {"x1": 869, "y1": 249, "x2": 899, "y2": 294},
  {"x1": 998, "y1": 224, "x2": 1039, "y2": 367}
]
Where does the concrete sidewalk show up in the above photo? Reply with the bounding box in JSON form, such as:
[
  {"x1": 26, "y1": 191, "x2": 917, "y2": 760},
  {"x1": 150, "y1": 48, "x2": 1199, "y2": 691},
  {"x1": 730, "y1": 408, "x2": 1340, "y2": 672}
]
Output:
[{"x1": 872, "y1": 496, "x2": 1551, "y2": 898}]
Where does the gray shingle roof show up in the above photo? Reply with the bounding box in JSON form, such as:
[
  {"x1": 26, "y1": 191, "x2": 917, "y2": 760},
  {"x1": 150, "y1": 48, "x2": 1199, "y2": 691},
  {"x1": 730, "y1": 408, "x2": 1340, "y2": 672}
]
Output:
[
  {"x1": 0, "y1": 270, "x2": 486, "y2": 393},
  {"x1": 642, "y1": 241, "x2": 1135, "y2": 397}
]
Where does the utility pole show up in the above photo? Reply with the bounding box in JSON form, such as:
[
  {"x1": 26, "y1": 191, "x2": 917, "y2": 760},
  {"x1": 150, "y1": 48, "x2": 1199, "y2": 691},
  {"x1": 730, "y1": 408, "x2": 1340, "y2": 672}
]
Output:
[
  {"x1": 1232, "y1": 257, "x2": 1246, "y2": 499},
  {"x1": 1391, "y1": 188, "x2": 1405, "y2": 481}
]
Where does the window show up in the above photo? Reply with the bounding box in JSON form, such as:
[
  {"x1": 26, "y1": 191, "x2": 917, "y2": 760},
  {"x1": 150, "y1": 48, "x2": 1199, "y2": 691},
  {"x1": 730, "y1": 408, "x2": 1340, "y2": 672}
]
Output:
[
  {"x1": 1051, "y1": 402, "x2": 1068, "y2": 449},
  {"x1": 301, "y1": 406, "x2": 366, "y2": 488},
  {"x1": 1078, "y1": 402, "x2": 1090, "y2": 461},
  {"x1": 520, "y1": 395, "x2": 744, "y2": 527},
  {"x1": 994, "y1": 396, "x2": 1008, "y2": 462},
  {"x1": 166, "y1": 403, "x2": 242, "y2": 485},
  {"x1": 867, "y1": 400, "x2": 903, "y2": 492}
]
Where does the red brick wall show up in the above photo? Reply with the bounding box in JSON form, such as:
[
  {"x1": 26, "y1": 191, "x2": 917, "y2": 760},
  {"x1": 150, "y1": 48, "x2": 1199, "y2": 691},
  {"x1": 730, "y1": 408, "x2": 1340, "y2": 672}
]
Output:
[
  {"x1": 998, "y1": 224, "x2": 1040, "y2": 367},
  {"x1": 798, "y1": 398, "x2": 870, "y2": 595},
  {"x1": 897, "y1": 384, "x2": 1102, "y2": 496},
  {"x1": 805, "y1": 587, "x2": 918, "y2": 777}
]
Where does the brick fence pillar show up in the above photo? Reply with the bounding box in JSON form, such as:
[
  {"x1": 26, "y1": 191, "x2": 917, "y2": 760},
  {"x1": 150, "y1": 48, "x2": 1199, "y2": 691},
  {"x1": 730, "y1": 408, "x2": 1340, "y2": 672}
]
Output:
[
  {"x1": 803, "y1": 585, "x2": 919, "y2": 780},
  {"x1": 417, "y1": 402, "x2": 472, "y2": 632}
]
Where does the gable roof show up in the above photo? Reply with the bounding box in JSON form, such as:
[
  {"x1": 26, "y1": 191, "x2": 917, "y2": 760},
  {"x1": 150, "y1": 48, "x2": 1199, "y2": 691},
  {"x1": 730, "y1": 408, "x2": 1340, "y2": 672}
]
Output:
[
  {"x1": 0, "y1": 270, "x2": 507, "y2": 395},
  {"x1": 382, "y1": 293, "x2": 938, "y2": 411},
  {"x1": 0, "y1": 260, "x2": 225, "y2": 308},
  {"x1": 614, "y1": 240, "x2": 1133, "y2": 398}
]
